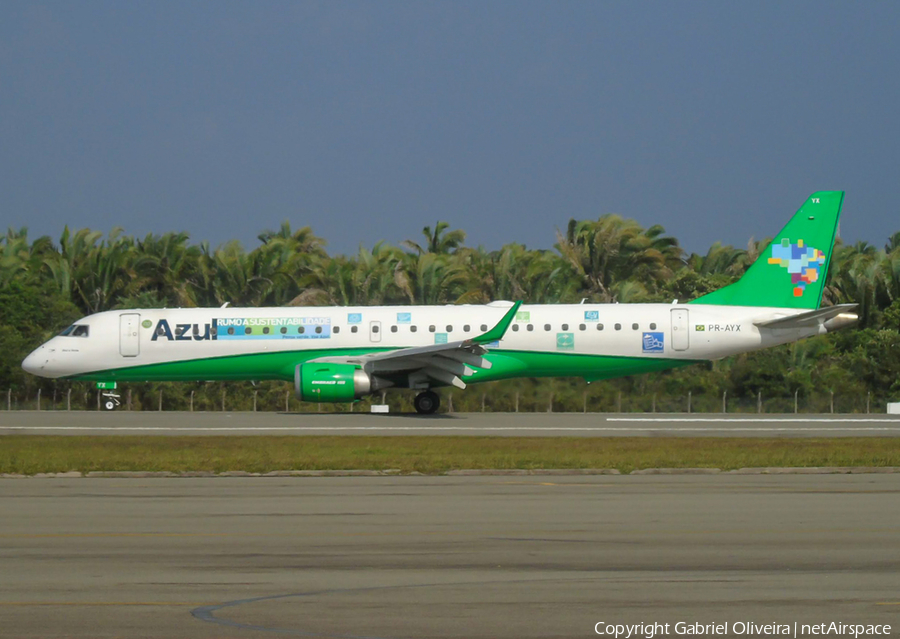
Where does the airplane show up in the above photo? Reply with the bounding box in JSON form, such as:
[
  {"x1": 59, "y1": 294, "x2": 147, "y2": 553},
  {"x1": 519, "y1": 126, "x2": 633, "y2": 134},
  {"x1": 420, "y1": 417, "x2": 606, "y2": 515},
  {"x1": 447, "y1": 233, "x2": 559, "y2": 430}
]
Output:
[{"x1": 22, "y1": 191, "x2": 858, "y2": 414}]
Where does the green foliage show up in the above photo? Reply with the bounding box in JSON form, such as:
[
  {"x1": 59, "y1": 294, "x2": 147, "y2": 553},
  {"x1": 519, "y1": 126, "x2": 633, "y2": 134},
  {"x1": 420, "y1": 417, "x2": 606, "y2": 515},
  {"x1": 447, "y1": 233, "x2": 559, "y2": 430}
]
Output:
[
  {"x1": 0, "y1": 281, "x2": 81, "y2": 391},
  {"x1": 2, "y1": 217, "x2": 900, "y2": 406}
]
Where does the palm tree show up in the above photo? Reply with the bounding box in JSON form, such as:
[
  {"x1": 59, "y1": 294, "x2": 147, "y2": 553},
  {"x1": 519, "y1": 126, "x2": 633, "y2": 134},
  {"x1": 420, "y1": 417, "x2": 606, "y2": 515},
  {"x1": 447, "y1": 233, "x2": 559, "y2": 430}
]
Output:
[
  {"x1": 394, "y1": 252, "x2": 468, "y2": 304},
  {"x1": 0, "y1": 228, "x2": 55, "y2": 286},
  {"x1": 130, "y1": 232, "x2": 203, "y2": 307},
  {"x1": 401, "y1": 221, "x2": 466, "y2": 255},
  {"x1": 825, "y1": 241, "x2": 881, "y2": 325},
  {"x1": 555, "y1": 214, "x2": 683, "y2": 302},
  {"x1": 42, "y1": 227, "x2": 139, "y2": 314}
]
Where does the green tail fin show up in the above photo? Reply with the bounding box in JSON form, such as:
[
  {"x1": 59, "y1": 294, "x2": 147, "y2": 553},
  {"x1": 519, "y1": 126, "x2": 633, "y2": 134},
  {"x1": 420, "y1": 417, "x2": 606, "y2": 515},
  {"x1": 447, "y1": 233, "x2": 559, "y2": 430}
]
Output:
[{"x1": 690, "y1": 191, "x2": 844, "y2": 309}]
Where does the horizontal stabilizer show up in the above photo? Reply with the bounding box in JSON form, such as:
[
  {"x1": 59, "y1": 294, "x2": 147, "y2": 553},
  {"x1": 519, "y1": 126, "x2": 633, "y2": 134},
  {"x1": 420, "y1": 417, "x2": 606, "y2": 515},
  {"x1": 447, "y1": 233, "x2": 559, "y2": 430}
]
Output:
[{"x1": 754, "y1": 304, "x2": 858, "y2": 329}]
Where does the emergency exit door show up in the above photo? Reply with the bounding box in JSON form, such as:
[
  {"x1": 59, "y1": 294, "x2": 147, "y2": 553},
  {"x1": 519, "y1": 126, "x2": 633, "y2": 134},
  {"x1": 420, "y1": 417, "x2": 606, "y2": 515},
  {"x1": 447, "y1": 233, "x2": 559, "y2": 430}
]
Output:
[
  {"x1": 119, "y1": 313, "x2": 141, "y2": 357},
  {"x1": 670, "y1": 309, "x2": 689, "y2": 351},
  {"x1": 369, "y1": 320, "x2": 382, "y2": 343}
]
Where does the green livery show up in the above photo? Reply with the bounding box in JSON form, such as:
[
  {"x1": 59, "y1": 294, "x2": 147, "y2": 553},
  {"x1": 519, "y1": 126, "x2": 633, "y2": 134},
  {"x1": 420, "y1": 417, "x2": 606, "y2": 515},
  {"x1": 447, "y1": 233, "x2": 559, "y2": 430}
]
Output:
[
  {"x1": 691, "y1": 191, "x2": 843, "y2": 309},
  {"x1": 472, "y1": 301, "x2": 521, "y2": 344},
  {"x1": 72, "y1": 348, "x2": 690, "y2": 384}
]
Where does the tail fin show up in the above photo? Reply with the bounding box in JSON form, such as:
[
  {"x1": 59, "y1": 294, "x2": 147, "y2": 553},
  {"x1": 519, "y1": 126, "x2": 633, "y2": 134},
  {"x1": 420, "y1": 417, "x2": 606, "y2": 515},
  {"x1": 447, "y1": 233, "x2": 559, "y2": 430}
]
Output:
[{"x1": 690, "y1": 191, "x2": 844, "y2": 309}]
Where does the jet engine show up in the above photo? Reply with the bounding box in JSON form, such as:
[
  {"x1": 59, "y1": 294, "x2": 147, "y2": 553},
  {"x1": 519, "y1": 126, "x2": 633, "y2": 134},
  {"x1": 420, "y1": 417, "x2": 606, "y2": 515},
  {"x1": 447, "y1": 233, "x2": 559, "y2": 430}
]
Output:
[
  {"x1": 823, "y1": 313, "x2": 859, "y2": 332},
  {"x1": 294, "y1": 363, "x2": 373, "y2": 402}
]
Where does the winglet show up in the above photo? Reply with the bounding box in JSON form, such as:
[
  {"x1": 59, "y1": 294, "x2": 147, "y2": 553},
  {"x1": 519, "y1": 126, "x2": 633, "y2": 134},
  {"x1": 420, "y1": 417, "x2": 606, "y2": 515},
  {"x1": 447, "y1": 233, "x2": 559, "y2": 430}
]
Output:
[{"x1": 471, "y1": 301, "x2": 522, "y2": 345}]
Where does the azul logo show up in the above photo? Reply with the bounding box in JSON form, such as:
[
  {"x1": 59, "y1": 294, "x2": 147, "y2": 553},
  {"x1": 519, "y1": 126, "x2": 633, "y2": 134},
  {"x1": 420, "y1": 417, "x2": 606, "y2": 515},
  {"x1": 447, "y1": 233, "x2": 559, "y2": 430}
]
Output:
[
  {"x1": 584, "y1": 310, "x2": 599, "y2": 321},
  {"x1": 642, "y1": 332, "x2": 664, "y2": 353},
  {"x1": 768, "y1": 238, "x2": 826, "y2": 297},
  {"x1": 152, "y1": 317, "x2": 333, "y2": 342},
  {"x1": 151, "y1": 319, "x2": 216, "y2": 341},
  {"x1": 704, "y1": 324, "x2": 741, "y2": 332},
  {"x1": 347, "y1": 313, "x2": 362, "y2": 324},
  {"x1": 397, "y1": 312, "x2": 411, "y2": 324},
  {"x1": 556, "y1": 332, "x2": 574, "y2": 350}
]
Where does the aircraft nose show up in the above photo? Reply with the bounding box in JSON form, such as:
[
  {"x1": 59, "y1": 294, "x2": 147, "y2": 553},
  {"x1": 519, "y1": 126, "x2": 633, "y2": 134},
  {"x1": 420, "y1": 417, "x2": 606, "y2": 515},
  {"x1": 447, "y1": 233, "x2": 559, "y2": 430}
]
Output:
[{"x1": 22, "y1": 347, "x2": 48, "y2": 376}]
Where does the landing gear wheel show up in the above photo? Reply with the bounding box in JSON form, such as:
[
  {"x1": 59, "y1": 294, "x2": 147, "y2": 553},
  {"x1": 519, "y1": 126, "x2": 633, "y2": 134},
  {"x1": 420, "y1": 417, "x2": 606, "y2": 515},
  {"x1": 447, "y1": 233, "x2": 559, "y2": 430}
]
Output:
[
  {"x1": 414, "y1": 390, "x2": 440, "y2": 415},
  {"x1": 104, "y1": 400, "x2": 116, "y2": 411}
]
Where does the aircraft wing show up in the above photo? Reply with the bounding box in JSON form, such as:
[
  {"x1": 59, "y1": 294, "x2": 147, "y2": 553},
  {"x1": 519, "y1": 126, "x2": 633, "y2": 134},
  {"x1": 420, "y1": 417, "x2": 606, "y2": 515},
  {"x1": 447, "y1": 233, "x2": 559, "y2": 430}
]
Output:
[
  {"x1": 753, "y1": 303, "x2": 858, "y2": 329},
  {"x1": 307, "y1": 301, "x2": 521, "y2": 389}
]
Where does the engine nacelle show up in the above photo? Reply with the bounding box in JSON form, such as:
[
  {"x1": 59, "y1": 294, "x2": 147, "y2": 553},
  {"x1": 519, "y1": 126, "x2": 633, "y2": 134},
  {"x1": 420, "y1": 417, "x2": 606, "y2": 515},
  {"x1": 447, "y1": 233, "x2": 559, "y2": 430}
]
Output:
[{"x1": 294, "y1": 363, "x2": 371, "y2": 402}]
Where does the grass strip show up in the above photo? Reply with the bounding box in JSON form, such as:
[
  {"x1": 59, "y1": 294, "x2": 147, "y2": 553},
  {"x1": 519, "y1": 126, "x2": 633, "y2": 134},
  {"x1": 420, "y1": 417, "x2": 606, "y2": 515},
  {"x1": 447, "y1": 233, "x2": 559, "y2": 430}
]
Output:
[{"x1": 2, "y1": 436, "x2": 900, "y2": 475}]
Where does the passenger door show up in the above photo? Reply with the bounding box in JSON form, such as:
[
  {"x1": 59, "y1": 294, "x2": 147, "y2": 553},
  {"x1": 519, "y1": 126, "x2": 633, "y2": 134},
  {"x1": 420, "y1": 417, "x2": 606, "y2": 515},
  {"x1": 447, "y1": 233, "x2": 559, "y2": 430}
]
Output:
[
  {"x1": 369, "y1": 320, "x2": 382, "y2": 343},
  {"x1": 119, "y1": 313, "x2": 141, "y2": 357},
  {"x1": 670, "y1": 309, "x2": 689, "y2": 351}
]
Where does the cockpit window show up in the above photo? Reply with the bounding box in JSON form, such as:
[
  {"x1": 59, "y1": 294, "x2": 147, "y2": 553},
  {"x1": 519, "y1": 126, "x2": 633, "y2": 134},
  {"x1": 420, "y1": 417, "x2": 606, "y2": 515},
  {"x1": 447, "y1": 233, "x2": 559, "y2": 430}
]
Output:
[
  {"x1": 59, "y1": 325, "x2": 75, "y2": 336},
  {"x1": 71, "y1": 325, "x2": 89, "y2": 337}
]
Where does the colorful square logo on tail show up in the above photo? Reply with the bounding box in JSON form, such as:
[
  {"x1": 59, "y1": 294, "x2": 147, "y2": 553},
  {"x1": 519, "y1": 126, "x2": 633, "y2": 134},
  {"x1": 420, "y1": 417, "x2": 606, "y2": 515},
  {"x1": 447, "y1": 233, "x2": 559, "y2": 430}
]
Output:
[
  {"x1": 584, "y1": 310, "x2": 599, "y2": 321},
  {"x1": 347, "y1": 313, "x2": 362, "y2": 324},
  {"x1": 768, "y1": 239, "x2": 826, "y2": 297},
  {"x1": 556, "y1": 332, "x2": 574, "y2": 350},
  {"x1": 642, "y1": 332, "x2": 664, "y2": 353}
]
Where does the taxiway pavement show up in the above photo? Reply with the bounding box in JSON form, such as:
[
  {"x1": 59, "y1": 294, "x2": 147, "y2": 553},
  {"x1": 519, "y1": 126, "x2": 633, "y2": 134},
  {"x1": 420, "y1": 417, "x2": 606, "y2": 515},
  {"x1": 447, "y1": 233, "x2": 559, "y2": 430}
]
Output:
[{"x1": 1, "y1": 475, "x2": 898, "y2": 638}]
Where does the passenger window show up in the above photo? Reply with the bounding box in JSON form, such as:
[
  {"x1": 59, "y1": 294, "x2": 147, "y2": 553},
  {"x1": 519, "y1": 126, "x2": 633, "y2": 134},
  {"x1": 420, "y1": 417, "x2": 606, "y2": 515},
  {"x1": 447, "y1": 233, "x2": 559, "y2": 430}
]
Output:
[
  {"x1": 562, "y1": 323, "x2": 569, "y2": 331},
  {"x1": 298, "y1": 326, "x2": 305, "y2": 334},
  {"x1": 544, "y1": 324, "x2": 551, "y2": 331},
  {"x1": 527, "y1": 324, "x2": 533, "y2": 331},
  {"x1": 632, "y1": 323, "x2": 639, "y2": 330},
  {"x1": 72, "y1": 325, "x2": 89, "y2": 337},
  {"x1": 411, "y1": 326, "x2": 418, "y2": 333},
  {"x1": 512, "y1": 324, "x2": 519, "y2": 332},
  {"x1": 244, "y1": 327, "x2": 252, "y2": 335},
  {"x1": 371, "y1": 325, "x2": 379, "y2": 334},
  {"x1": 446, "y1": 325, "x2": 453, "y2": 332},
  {"x1": 579, "y1": 324, "x2": 586, "y2": 331},
  {"x1": 351, "y1": 326, "x2": 358, "y2": 333},
  {"x1": 390, "y1": 326, "x2": 397, "y2": 333},
  {"x1": 227, "y1": 327, "x2": 235, "y2": 335},
  {"x1": 315, "y1": 326, "x2": 323, "y2": 334},
  {"x1": 262, "y1": 327, "x2": 270, "y2": 334},
  {"x1": 429, "y1": 325, "x2": 436, "y2": 332},
  {"x1": 464, "y1": 324, "x2": 470, "y2": 332},
  {"x1": 333, "y1": 326, "x2": 340, "y2": 334},
  {"x1": 615, "y1": 323, "x2": 622, "y2": 331},
  {"x1": 210, "y1": 327, "x2": 217, "y2": 336},
  {"x1": 650, "y1": 323, "x2": 657, "y2": 330},
  {"x1": 597, "y1": 324, "x2": 604, "y2": 331},
  {"x1": 480, "y1": 324, "x2": 488, "y2": 332}
]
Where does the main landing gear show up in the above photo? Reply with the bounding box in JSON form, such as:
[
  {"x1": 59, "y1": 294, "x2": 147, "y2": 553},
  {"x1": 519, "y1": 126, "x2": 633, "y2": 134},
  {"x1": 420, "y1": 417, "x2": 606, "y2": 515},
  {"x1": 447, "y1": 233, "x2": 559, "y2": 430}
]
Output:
[{"x1": 413, "y1": 390, "x2": 440, "y2": 415}]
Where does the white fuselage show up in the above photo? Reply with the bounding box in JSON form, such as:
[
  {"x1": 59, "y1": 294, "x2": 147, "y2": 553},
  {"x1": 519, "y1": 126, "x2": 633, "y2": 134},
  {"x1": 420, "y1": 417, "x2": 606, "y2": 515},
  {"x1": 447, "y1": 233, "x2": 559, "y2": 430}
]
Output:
[{"x1": 23, "y1": 302, "x2": 821, "y2": 381}]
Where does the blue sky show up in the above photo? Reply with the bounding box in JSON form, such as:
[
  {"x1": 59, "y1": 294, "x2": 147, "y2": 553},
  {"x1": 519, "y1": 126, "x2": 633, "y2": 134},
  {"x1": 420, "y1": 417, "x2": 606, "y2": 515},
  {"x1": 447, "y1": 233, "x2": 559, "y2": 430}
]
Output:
[{"x1": 2, "y1": 1, "x2": 898, "y2": 255}]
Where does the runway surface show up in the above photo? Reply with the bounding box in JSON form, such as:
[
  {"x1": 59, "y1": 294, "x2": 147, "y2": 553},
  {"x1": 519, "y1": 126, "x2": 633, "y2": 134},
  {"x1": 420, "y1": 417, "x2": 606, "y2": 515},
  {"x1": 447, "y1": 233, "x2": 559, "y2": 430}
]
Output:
[
  {"x1": 1, "y1": 475, "x2": 898, "y2": 638},
  {"x1": 3, "y1": 410, "x2": 900, "y2": 437}
]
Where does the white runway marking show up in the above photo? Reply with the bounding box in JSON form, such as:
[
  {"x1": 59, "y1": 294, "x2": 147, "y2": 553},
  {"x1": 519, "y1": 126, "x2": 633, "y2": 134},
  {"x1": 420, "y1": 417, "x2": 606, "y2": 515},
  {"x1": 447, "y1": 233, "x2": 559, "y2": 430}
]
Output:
[
  {"x1": 610, "y1": 417, "x2": 900, "y2": 423},
  {"x1": 3, "y1": 425, "x2": 900, "y2": 433}
]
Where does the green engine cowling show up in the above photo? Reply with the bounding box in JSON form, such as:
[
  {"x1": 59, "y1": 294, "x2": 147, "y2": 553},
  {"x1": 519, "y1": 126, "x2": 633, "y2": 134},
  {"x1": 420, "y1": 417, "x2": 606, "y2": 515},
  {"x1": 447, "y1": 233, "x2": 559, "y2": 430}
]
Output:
[{"x1": 294, "y1": 363, "x2": 372, "y2": 402}]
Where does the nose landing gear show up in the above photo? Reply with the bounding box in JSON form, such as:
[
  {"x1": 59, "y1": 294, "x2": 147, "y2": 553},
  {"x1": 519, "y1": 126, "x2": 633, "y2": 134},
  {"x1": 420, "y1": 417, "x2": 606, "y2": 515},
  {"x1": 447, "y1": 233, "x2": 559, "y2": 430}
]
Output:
[
  {"x1": 413, "y1": 390, "x2": 440, "y2": 415},
  {"x1": 102, "y1": 392, "x2": 121, "y2": 411}
]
